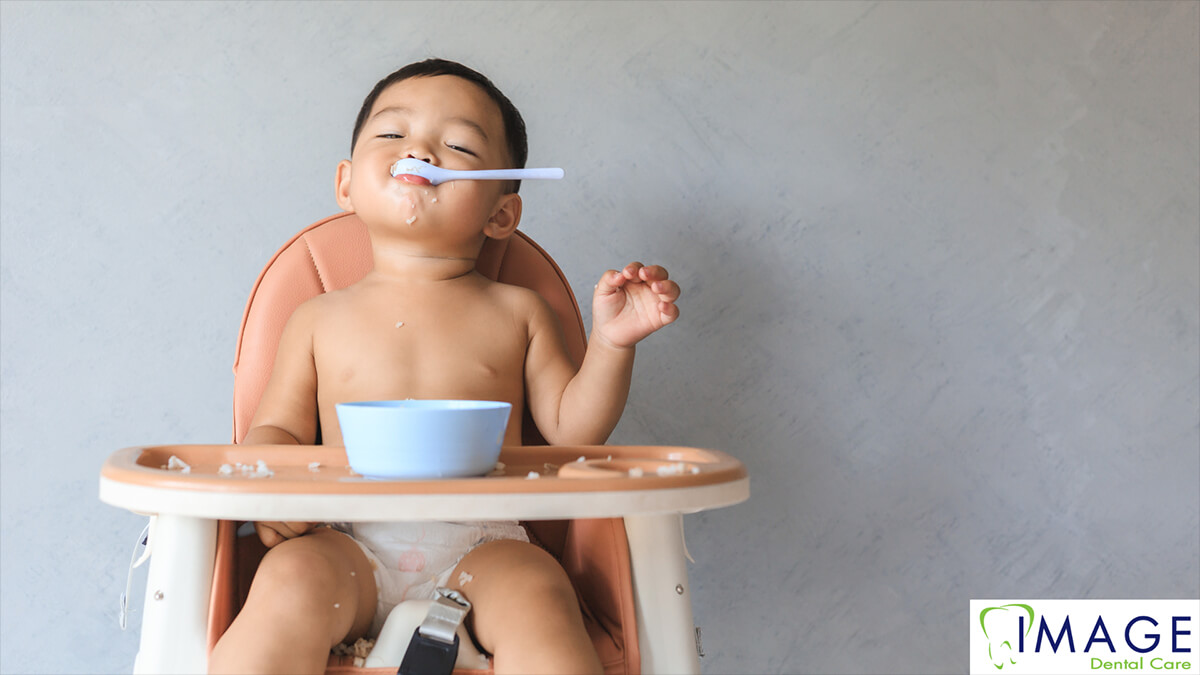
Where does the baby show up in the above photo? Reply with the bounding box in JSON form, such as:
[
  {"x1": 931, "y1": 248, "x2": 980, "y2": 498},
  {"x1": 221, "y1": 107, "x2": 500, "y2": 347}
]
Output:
[{"x1": 208, "y1": 59, "x2": 681, "y2": 675}]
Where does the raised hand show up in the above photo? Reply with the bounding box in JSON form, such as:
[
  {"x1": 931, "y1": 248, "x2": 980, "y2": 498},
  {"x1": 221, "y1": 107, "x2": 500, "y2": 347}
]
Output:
[{"x1": 591, "y1": 262, "x2": 681, "y2": 349}]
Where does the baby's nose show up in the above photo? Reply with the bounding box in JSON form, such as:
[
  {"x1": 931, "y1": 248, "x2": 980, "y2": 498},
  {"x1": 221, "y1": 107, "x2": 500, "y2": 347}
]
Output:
[{"x1": 404, "y1": 150, "x2": 435, "y2": 166}]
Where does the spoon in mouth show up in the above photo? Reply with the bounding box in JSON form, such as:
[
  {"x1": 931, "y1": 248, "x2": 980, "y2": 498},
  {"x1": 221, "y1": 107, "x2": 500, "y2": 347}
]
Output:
[{"x1": 390, "y1": 158, "x2": 564, "y2": 186}]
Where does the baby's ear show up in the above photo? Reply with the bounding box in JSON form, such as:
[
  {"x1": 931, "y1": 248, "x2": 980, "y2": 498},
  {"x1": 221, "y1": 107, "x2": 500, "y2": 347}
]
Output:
[
  {"x1": 484, "y1": 192, "x2": 522, "y2": 240},
  {"x1": 335, "y1": 160, "x2": 355, "y2": 212}
]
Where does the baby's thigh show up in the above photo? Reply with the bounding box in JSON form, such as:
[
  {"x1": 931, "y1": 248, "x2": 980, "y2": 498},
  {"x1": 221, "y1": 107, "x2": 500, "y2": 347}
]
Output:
[{"x1": 448, "y1": 540, "x2": 581, "y2": 644}]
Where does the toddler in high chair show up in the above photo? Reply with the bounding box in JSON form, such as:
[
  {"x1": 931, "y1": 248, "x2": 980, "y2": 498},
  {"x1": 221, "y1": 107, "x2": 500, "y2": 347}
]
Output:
[{"x1": 207, "y1": 58, "x2": 681, "y2": 675}]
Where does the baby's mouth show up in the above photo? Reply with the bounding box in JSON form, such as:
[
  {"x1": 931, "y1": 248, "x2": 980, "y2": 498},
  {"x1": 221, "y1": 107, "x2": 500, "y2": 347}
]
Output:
[{"x1": 395, "y1": 173, "x2": 432, "y2": 186}]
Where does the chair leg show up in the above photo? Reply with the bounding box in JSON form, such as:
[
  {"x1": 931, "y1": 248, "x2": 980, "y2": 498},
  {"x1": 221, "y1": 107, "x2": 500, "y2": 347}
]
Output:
[
  {"x1": 624, "y1": 514, "x2": 701, "y2": 674},
  {"x1": 134, "y1": 515, "x2": 217, "y2": 674}
]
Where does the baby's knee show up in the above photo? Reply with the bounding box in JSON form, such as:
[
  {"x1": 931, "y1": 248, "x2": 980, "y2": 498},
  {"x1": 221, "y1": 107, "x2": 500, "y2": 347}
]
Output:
[
  {"x1": 516, "y1": 558, "x2": 575, "y2": 601},
  {"x1": 518, "y1": 571, "x2": 580, "y2": 618},
  {"x1": 473, "y1": 542, "x2": 578, "y2": 610},
  {"x1": 254, "y1": 534, "x2": 347, "y2": 595}
]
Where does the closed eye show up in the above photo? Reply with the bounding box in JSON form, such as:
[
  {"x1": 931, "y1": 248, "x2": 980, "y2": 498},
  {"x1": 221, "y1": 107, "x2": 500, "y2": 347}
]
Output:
[
  {"x1": 377, "y1": 133, "x2": 405, "y2": 140},
  {"x1": 447, "y1": 143, "x2": 476, "y2": 156}
]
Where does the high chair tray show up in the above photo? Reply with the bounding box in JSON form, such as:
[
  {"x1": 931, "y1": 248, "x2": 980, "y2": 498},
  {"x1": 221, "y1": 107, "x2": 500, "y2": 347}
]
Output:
[{"x1": 100, "y1": 444, "x2": 748, "y2": 521}]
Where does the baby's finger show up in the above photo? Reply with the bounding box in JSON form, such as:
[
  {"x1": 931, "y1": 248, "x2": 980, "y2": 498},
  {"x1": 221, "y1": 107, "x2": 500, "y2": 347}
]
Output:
[
  {"x1": 650, "y1": 279, "x2": 681, "y2": 303},
  {"x1": 256, "y1": 521, "x2": 308, "y2": 547},
  {"x1": 622, "y1": 262, "x2": 645, "y2": 280},
  {"x1": 266, "y1": 522, "x2": 299, "y2": 538},
  {"x1": 638, "y1": 264, "x2": 670, "y2": 282},
  {"x1": 595, "y1": 269, "x2": 627, "y2": 295},
  {"x1": 659, "y1": 300, "x2": 681, "y2": 325},
  {"x1": 255, "y1": 522, "x2": 286, "y2": 548}
]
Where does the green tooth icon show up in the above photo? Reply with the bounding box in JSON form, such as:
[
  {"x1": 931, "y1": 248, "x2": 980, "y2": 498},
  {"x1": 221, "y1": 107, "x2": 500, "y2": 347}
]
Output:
[{"x1": 979, "y1": 604, "x2": 1035, "y2": 670}]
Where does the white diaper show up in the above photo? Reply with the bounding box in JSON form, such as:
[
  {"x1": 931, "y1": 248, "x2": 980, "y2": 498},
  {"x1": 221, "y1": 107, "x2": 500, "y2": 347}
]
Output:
[{"x1": 335, "y1": 521, "x2": 528, "y2": 636}]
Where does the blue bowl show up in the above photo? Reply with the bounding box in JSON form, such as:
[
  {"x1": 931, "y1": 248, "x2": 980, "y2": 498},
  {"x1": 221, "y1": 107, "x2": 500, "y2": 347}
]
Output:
[{"x1": 336, "y1": 400, "x2": 512, "y2": 479}]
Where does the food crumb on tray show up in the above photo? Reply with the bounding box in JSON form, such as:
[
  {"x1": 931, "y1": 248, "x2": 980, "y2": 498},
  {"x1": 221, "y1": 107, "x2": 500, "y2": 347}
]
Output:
[
  {"x1": 656, "y1": 462, "x2": 697, "y2": 476},
  {"x1": 217, "y1": 460, "x2": 274, "y2": 478},
  {"x1": 164, "y1": 455, "x2": 191, "y2": 473}
]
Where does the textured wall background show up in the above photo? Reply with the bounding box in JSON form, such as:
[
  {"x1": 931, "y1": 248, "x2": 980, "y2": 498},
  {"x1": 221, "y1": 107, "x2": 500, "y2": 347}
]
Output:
[{"x1": 2, "y1": 2, "x2": 1197, "y2": 673}]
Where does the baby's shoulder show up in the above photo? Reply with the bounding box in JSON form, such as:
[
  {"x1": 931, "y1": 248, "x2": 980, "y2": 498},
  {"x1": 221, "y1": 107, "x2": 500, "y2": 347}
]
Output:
[
  {"x1": 294, "y1": 288, "x2": 339, "y2": 315},
  {"x1": 287, "y1": 287, "x2": 355, "y2": 326},
  {"x1": 485, "y1": 279, "x2": 549, "y2": 313},
  {"x1": 481, "y1": 281, "x2": 562, "y2": 337}
]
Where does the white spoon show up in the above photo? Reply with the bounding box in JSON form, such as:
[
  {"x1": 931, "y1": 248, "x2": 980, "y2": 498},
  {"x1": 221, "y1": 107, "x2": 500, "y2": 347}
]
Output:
[{"x1": 390, "y1": 158, "x2": 564, "y2": 185}]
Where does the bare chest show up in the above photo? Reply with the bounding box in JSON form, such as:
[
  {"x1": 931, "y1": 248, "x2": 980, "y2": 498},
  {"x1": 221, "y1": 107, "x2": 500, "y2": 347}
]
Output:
[{"x1": 313, "y1": 300, "x2": 529, "y2": 403}]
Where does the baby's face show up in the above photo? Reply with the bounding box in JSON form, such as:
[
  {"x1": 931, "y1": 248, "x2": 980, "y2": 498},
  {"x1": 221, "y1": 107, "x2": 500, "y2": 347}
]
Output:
[{"x1": 339, "y1": 75, "x2": 514, "y2": 248}]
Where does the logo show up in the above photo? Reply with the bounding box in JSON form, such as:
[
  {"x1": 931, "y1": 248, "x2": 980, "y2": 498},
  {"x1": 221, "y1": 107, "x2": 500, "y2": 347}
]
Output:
[
  {"x1": 970, "y1": 600, "x2": 1200, "y2": 674},
  {"x1": 980, "y1": 603, "x2": 1037, "y2": 669}
]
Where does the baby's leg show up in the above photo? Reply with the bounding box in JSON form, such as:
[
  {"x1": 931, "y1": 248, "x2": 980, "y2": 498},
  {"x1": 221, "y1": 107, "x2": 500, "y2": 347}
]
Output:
[
  {"x1": 209, "y1": 527, "x2": 377, "y2": 675},
  {"x1": 449, "y1": 539, "x2": 602, "y2": 675}
]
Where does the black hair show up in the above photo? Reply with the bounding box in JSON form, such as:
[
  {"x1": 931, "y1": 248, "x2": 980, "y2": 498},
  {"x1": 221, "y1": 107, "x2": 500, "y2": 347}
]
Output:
[{"x1": 350, "y1": 58, "x2": 528, "y2": 193}]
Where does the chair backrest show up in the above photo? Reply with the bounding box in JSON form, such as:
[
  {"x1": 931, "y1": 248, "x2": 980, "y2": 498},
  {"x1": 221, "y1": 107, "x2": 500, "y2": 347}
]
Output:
[{"x1": 232, "y1": 211, "x2": 587, "y2": 445}]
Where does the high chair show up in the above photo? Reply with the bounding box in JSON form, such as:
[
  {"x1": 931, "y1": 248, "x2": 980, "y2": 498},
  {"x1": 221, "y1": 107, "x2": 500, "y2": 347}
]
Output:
[{"x1": 100, "y1": 212, "x2": 749, "y2": 674}]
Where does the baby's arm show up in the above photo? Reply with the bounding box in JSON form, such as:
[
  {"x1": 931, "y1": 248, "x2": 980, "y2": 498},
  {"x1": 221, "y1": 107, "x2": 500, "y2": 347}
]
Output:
[
  {"x1": 525, "y1": 262, "x2": 680, "y2": 445},
  {"x1": 241, "y1": 300, "x2": 322, "y2": 546},
  {"x1": 242, "y1": 300, "x2": 320, "y2": 446}
]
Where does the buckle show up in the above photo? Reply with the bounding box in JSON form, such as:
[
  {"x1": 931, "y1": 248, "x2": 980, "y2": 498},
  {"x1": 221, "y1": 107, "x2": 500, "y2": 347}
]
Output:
[{"x1": 397, "y1": 588, "x2": 472, "y2": 675}]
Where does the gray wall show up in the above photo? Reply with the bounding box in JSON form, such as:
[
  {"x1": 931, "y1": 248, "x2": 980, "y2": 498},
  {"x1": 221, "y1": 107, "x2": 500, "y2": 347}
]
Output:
[{"x1": 2, "y1": 2, "x2": 1196, "y2": 673}]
